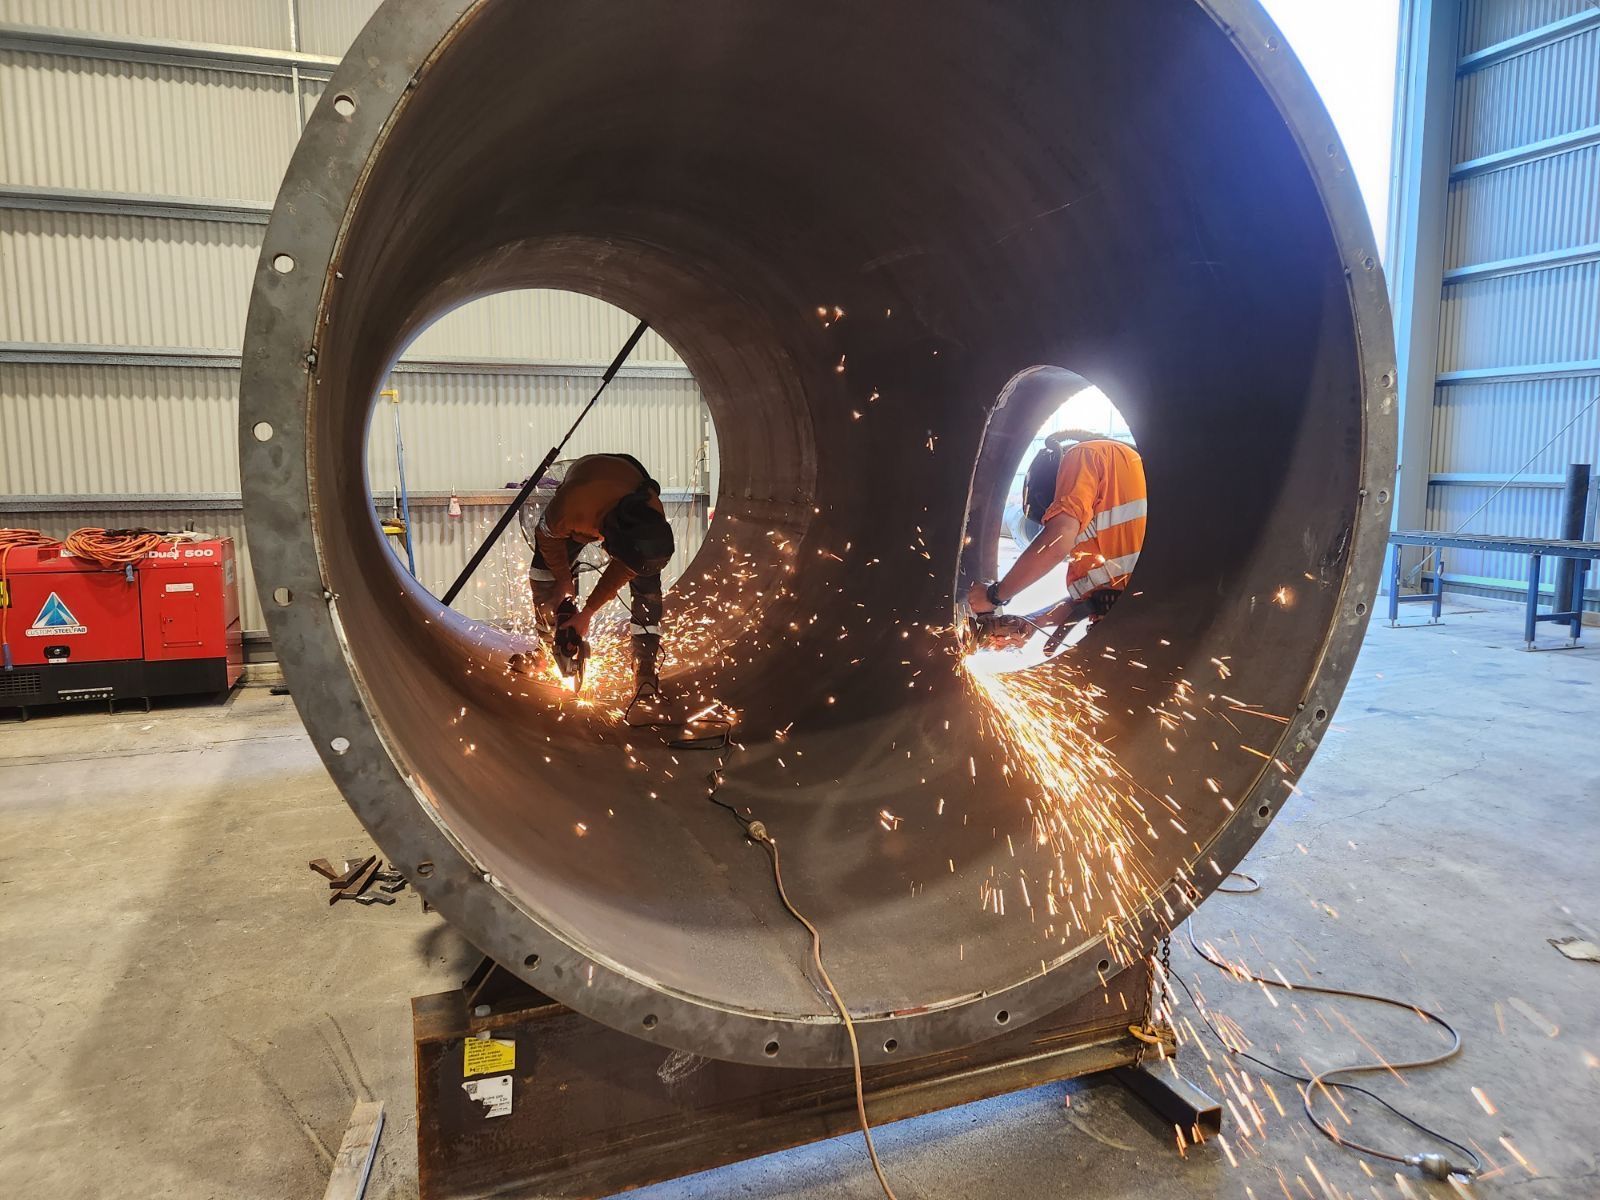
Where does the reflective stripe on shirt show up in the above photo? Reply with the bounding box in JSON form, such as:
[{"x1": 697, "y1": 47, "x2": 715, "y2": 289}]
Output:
[{"x1": 1067, "y1": 551, "x2": 1142, "y2": 599}]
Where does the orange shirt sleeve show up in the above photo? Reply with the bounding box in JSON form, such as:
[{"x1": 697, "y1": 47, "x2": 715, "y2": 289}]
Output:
[{"x1": 1042, "y1": 443, "x2": 1103, "y2": 526}]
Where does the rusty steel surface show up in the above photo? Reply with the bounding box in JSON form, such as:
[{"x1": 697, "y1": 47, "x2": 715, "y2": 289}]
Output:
[
  {"x1": 413, "y1": 980, "x2": 1147, "y2": 1200},
  {"x1": 240, "y1": 0, "x2": 1395, "y2": 1068}
]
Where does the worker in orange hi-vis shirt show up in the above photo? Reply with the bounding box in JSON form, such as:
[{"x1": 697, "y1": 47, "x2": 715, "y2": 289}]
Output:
[{"x1": 968, "y1": 437, "x2": 1147, "y2": 626}]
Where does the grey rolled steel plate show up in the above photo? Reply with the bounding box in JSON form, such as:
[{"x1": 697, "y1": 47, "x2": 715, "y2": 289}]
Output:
[{"x1": 240, "y1": 0, "x2": 1395, "y2": 1067}]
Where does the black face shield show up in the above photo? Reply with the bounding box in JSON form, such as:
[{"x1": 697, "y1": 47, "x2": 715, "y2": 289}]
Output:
[{"x1": 602, "y1": 490, "x2": 676, "y2": 576}]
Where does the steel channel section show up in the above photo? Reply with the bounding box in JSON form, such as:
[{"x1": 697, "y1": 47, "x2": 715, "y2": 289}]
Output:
[{"x1": 239, "y1": 0, "x2": 1397, "y2": 1069}]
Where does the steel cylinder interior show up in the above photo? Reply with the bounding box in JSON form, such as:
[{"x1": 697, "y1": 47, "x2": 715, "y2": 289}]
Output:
[{"x1": 242, "y1": 0, "x2": 1394, "y2": 1066}]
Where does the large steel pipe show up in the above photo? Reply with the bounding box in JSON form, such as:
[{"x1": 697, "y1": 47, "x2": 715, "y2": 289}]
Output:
[{"x1": 241, "y1": 0, "x2": 1395, "y2": 1067}]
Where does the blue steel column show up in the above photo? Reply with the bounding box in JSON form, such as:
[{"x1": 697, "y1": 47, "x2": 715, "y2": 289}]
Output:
[{"x1": 1386, "y1": 0, "x2": 1460, "y2": 597}]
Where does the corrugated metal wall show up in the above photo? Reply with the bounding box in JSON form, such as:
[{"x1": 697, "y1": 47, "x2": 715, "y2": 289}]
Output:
[
  {"x1": 1428, "y1": 0, "x2": 1600, "y2": 602},
  {"x1": 0, "y1": 2, "x2": 712, "y2": 642},
  {"x1": 393, "y1": 496, "x2": 709, "y2": 628}
]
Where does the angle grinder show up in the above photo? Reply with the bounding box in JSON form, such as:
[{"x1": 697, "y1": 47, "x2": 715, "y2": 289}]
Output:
[
  {"x1": 968, "y1": 611, "x2": 1034, "y2": 652},
  {"x1": 551, "y1": 598, "x2": 590, "y2": 689}
]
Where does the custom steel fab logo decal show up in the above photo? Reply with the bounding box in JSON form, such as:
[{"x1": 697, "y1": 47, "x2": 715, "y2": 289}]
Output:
[{"x1": 27, "y1": 592, "x2": 88, "y2": 637}]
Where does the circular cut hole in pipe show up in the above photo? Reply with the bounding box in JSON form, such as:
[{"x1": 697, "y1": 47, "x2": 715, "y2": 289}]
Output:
[
  {"x1": 362, "y1": 289, "x2": 748, "y2": 705},
  {"x1": 965, "y1": 366, "x2": 1144, "y2": 662}
]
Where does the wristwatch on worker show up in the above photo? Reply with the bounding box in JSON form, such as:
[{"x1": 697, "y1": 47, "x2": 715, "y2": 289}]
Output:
[{"x1": 985, "y1": 581, "x2": 1006, "y2": 610}]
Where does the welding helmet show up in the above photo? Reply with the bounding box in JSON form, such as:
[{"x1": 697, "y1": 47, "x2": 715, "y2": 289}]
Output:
[{"x1": 602, "y1": 487, "x2": 675, "y2": 576}]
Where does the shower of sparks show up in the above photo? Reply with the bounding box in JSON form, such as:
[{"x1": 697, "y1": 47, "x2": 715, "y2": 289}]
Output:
[
  {"x1": 398, "y1": 305, "x2": 1542, "y2": 1200},
  {"x1": 961, "y1": 647, "x2": 1179, "y2": 963}
]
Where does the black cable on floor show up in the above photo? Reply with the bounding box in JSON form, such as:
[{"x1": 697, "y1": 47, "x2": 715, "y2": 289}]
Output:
[
  {"x1": 1178, "y1": 881, "x2": 1482, "y2": 1182},
  {"x1": 691, "y1": 722, "x2": 902, "y2": 1200},
  {"x1": 1215, "y1": 871, "x2": 1261, "y2": 894}
]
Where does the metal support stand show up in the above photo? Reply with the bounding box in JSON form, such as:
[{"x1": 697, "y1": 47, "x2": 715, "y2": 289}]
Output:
[
  {"x1": 1389, "y1": 529, "x2": 1598, "y2": 651},
  {"x1": 414, "y1": 959, "x2": 1171, "y2": 1199},
  {"x1": 1112, "y1": 1057, "x2": 1223, "y2": 1143},
  {"x1": 1388, "y1": 546, "x2": 1445, "y2": 627}
]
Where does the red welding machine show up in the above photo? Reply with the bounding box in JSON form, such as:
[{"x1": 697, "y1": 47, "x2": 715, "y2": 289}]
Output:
[{"x1": 1, "y1": 538, "x2": 243, "y2": 716}]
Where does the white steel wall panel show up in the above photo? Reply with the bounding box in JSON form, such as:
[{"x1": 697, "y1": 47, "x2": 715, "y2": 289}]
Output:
[
  {"x1": 1438, "y1": 261, "x2": 1600, "y2": 372},
  {"x1": 0, "y1": 208, "x2": 261, "y2": 347},
  {"x1": 0, "y1": 504, "x2": 262, "y2": 629},
  {"x1": 394, "y1": 497, "x2": 708, "y2": 627},
  {"x1": 367, "y1": 373, "x2": 709, "y2": 494},
  {"x1": 299, "y1": 76, "x2": 326, "y2": 122},
  {"x1": 0, "y1": 52, "x2": 299, "y2": 200},
  {"x1": 1445, "y1": 144, "x2": 1600, "y2": 268},
  {"x1": 0, "y1": 494, "x2": 708, "y2": 637},
  {"x1": 0, "y1": 6, "x2": 718, "y2": 643},
  {"x1": 295, "y1": 0, "x2": 385, "y2": 58},
  {"x1": 1450, "y1": 28, "x2": 1600, "y2": 162},
  {"x1": 1430, "y1": 375, "x2": 1600, "y2": 477},
  {"x1": 403, "y1": 291, "x2": 686, "y2": 365},
  {"x1": 1459, "y1": 0, "x2": 1598, "y2": 57},
  {"x1": 1424, "y1": 482, "x2": 1578, "y2": 588},
  {"x1": 0, "y1": 0, "x2": 291, "y2": 49},
  {"x1": 0, "y1": 363, "x2": 240, "y2": 493},
  {"x1": 1423, "y1": 1, "x2": 1600, "y2": 606}
]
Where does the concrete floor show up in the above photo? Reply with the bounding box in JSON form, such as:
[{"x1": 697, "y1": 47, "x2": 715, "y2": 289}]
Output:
[{"x1": 2, "y1": 601, "x2": 1596, "y2": 1199}]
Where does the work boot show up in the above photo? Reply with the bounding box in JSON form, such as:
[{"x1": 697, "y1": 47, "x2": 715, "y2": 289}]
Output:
[{"x1": 632, "y1": 633, "x2": 661, "y2": 698}]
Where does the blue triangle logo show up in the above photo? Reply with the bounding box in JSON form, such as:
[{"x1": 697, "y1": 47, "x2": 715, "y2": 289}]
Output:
[{"x1": 33, "y1": 592, "x2": 79, "y2": 628}]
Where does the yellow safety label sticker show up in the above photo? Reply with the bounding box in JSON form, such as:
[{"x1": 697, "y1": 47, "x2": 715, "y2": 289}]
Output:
[{"x1": 463, "y1": 1036, "x2": 515, "y2": 1077}]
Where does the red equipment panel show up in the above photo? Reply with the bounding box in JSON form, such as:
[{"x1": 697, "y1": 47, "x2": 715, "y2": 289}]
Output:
[
  {"x1": 1, "y1": 537, "x2": 243, "y2": 690},
  {"x1": 0, "y1": 547, "x2": 143, "y2": 666},
  {"x1": 137, "y1": 540, "x2": 243, "y2": 678}
]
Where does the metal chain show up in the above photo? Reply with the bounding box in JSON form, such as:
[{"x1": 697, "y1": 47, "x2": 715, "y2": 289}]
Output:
[{"x1": 1133, "y1": 934, "x2": 1174, "y2": 1066}]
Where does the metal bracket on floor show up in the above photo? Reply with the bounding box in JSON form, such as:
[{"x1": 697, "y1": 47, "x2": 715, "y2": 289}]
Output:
[{"x1": 1111, "y1": 1057, "x2": 1223, "y2": 1143}]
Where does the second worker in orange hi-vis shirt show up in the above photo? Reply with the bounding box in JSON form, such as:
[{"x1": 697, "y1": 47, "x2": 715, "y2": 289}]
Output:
[{"x1": 968, "y1": 437, "x2": 1147, "y2": 624}]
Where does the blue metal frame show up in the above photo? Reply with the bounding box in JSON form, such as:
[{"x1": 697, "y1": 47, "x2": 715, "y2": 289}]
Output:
[
  {"x1": 1388, "y1": 546, "x2": 1445, "y2": 626},
  {"x1": 1389, "y1": 531, "x2": 1597, "y2": 648}
]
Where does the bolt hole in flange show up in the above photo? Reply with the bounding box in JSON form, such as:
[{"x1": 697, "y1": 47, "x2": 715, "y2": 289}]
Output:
[
  {"x1": 763, "y1": 1040, "x2": 780, "y2": 1057},
  {"x1": 252, "y1": 421, "x2": 274, "y2": 442},
  {"x1": 272, "y1": 586, "x2": 292, "y2": 606},
  {"x1": 272, "y1": 253, "x2": 296, "y2": 273},
  {"x1": 330, "y1": 736, "x2": 350, "y2": 754},
  {"x1": 995, "y1": 1009, "x2": 1011, "y2": 1025},
  {"x1": 416, "y1": 861, "x2": 435, "y2": 878},
  {"x1": 883, "y1": 1038, "x2": 898, "y2": 1053},
  {"x1": 524, "y1": 953, "x2": 540, "y2": 969},
  {"x1": 642, "y1": 1013, "x2": 658, "y2": 1030},
  {"x1": 333, "y1": 93, "x2": 357, "y2": 117}
]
